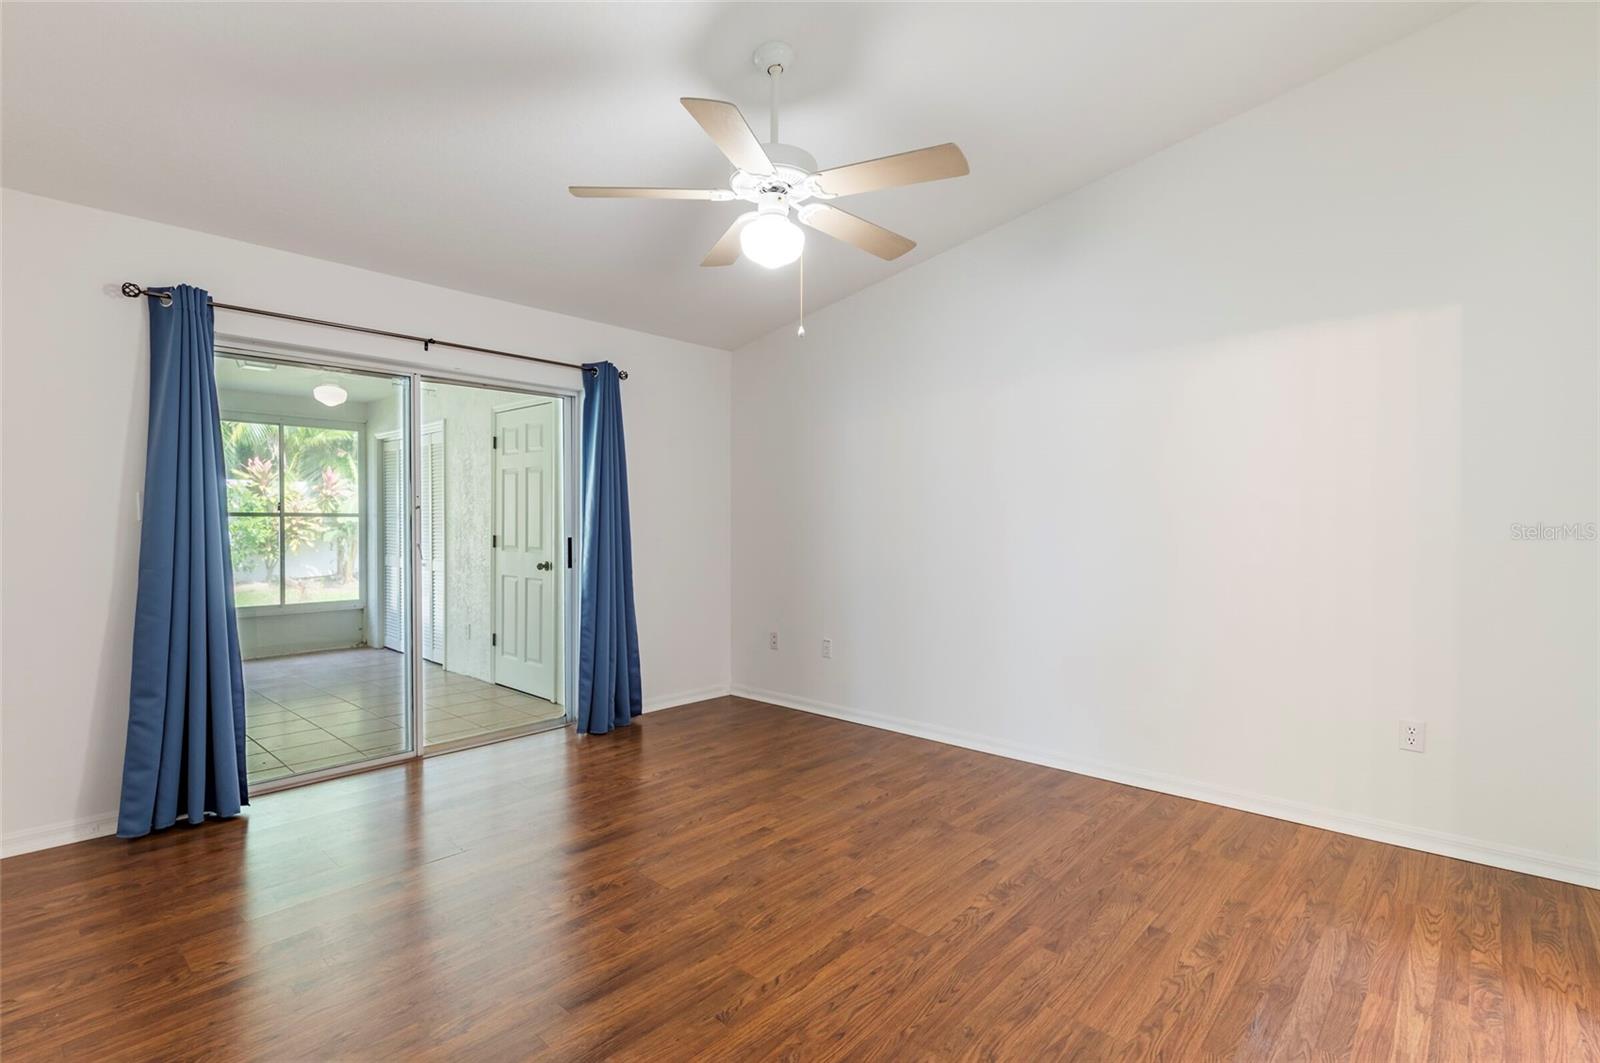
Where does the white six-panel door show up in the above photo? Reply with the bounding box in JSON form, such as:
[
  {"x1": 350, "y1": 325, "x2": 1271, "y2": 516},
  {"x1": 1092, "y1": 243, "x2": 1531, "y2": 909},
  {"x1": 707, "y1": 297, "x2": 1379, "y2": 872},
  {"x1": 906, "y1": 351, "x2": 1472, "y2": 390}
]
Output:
[{"x1": 492, "y1": 401, "x2": 558, "y2": 700}]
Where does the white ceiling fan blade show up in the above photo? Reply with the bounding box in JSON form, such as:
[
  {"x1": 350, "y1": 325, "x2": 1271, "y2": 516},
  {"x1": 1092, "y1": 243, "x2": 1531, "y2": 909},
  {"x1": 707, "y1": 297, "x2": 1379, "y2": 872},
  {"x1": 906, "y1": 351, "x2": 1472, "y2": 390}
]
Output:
[
  {"x1": 701, "y1": 213, "x2": 756, "y2": 267},
  {"x1": 681, "y1": 98, "x2": 775, "y2": 177},
  {"x1": 569, "y1": 187, "x2": 731, "y2": 200},
  {"x1": 810, "y1": 143, "x2": 969, "y2": 197},
  {"x1": 798, "y1": 204, "x2": 915, "y2": 261}
]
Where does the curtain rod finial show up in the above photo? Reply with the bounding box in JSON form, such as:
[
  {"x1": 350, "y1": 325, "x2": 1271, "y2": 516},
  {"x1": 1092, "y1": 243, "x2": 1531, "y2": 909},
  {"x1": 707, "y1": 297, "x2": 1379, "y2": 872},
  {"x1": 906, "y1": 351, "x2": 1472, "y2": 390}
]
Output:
[{"x1": 120, "y1": 282, "x2": 172, "y2": 307}]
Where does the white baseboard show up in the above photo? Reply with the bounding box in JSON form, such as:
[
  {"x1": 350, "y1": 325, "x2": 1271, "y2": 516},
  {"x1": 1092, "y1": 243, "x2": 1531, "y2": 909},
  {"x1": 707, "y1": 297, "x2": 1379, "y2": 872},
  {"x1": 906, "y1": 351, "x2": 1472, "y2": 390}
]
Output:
[
  {"x1": 13, "y1": 686, "x2": 1592, "y2": 889},
  {"x1": 731, "y1": 684, "x2": 1600, "y2": 890},
  {"x1": 643, "y1": 684, "x2": 732, "y2": 714},
  {"x1": 2, "y1": 812, "x2": 120, "y2": 859}
]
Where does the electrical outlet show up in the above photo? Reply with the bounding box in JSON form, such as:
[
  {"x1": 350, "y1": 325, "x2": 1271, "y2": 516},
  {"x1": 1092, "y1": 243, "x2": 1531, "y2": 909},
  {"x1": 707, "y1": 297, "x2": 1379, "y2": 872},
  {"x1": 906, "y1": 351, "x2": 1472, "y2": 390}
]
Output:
[
  {"x1": 1399, "y1": 720, "x2": 1426, "y2": 753},
  {"x1": 769, "y1": 631, "x2": 778, "y2": 652},
  {"x1": 821, "y1": 638, "x2": 832, "y2": 659}
]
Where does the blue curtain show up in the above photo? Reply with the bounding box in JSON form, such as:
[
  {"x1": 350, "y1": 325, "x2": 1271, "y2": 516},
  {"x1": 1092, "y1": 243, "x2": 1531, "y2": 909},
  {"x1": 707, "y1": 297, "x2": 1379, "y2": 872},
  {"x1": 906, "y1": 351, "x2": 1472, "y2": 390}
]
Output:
[
  {"x1": 576, "y1": 362, "x2": 642, "y2": 734},
  {"x1": 117, "y1": 285, "x2": 248, "y2": 838}
]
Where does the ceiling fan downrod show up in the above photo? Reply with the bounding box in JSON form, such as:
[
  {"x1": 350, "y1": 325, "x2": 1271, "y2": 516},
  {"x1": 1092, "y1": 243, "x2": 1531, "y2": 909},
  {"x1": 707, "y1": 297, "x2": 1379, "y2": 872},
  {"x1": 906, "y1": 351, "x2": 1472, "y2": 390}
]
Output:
[
  {"x1": 754, "y1": 40, "x2": 796, "y2": 145},
  {"x1": 769, "y1": 63, "x2": 781, "y2": 143}
]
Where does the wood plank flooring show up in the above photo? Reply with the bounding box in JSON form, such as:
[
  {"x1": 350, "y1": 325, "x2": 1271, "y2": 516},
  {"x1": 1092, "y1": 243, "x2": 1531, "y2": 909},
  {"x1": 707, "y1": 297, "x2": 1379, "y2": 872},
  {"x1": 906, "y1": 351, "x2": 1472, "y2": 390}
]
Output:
[{"x1": 3, "y1": 697, "x2": 1597, "y2": 1060}]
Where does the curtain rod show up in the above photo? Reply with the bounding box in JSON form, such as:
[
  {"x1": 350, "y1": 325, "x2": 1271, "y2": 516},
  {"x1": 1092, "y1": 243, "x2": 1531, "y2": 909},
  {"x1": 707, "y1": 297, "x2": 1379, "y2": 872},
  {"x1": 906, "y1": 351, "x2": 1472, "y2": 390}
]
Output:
[{"x1": 119, "y1": 283, "x2": 626, "y2": 379}]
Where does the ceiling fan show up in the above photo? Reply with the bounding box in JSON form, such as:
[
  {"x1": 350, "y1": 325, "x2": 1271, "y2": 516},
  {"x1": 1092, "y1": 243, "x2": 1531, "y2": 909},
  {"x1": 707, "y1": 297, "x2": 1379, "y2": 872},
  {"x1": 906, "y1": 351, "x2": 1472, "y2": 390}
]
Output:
[{"x1": 570, "y1": 41, "x2": 969, "y2": 271}]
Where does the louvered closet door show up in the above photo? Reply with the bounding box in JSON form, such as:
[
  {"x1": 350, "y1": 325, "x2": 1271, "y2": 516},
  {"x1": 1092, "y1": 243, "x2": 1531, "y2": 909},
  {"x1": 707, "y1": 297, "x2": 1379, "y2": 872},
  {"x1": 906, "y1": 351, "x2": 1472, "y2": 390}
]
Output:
[
  {"x1": 381, "y1": 438, "x2": 405, "y2": 652},
  {"x1": 420, "y1": 427, "x2": 445, "y2": 664}
]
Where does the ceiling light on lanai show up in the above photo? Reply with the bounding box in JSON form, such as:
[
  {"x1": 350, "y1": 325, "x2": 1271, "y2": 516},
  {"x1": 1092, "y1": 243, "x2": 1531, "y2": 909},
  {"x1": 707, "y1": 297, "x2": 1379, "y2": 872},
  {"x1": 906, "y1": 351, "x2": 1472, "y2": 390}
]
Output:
[{"x1": 312, "y1": 382, "x2": 348, "y2": 407}]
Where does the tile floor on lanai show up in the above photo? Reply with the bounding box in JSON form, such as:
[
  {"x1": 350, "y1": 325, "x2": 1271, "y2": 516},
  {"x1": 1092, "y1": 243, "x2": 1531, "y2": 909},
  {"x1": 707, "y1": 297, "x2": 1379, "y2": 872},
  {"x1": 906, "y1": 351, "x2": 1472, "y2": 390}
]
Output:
[{"x1": 243, "y1": 648, "x2": 565, "y2": 784}]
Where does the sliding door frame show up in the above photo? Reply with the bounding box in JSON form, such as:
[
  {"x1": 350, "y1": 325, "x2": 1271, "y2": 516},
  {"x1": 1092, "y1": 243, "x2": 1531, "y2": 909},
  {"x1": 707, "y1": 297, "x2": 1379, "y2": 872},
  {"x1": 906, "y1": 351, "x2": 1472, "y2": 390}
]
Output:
[{"x1": 217, "y1": 340, "x2": 582, "y2": 796}]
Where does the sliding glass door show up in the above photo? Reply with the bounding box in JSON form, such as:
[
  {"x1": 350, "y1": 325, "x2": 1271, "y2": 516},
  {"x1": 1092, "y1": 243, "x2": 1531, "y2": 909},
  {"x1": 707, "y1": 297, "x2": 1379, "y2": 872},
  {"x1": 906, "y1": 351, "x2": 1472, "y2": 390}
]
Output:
[
  {"x1": 217, "y1": 353, "x2": 416, "y2": 787},
  {"x1": 218, "y1": 352, "x2": 573, "y2": 789},
  {"x1": 418, "y1": 378, "x2": 569, "y2": 749}
]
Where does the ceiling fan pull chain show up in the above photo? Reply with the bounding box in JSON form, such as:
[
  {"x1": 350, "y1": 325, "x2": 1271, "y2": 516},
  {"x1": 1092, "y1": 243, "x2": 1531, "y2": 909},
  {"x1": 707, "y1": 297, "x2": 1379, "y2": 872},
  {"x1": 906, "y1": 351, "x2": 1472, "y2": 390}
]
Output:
[{"x1": 797, "y1": 251, "x2": 806, "y2": 338}]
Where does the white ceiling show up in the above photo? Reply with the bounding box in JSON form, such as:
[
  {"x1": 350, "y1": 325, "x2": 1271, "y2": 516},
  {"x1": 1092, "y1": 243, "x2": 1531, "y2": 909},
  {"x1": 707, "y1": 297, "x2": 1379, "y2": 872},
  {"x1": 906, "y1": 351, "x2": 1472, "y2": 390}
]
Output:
[{"x1": 2, "y1": 2, "x2": 1458, "y2": 350}]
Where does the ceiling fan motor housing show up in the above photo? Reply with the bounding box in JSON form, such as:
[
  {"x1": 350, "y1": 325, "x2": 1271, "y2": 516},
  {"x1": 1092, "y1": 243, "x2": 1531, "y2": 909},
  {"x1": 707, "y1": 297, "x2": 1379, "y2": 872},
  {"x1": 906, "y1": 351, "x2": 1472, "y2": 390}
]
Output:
[
  {"x1": 761, "y1": 142, "x2": 817, "y2": 174},
  {"x1": 730, "y1": 149, "x2": 828, "y2": 212}
]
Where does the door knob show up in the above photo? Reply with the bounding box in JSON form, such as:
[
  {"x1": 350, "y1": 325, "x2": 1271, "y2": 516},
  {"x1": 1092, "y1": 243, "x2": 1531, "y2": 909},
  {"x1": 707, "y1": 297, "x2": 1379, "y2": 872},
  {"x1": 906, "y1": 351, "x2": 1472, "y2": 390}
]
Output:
[{"x1": 537, "y1": 561, "x2": 553, "y2": 571}]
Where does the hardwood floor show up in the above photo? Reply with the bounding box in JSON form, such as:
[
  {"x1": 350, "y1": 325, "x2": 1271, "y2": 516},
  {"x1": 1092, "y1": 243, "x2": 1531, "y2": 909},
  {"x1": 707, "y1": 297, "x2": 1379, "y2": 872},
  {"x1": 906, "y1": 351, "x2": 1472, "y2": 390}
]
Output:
[{"x1": 3, "y1": 697, "x2": 1597, "y2": 1060}]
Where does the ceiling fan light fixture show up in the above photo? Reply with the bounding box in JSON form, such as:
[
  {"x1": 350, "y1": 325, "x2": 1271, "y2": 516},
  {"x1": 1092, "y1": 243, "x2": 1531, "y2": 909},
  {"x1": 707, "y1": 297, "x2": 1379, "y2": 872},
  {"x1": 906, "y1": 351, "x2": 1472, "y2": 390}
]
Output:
[
  {"x1": 313, "y1": 383, "x2": 348, "y2": 408},
  {"x1": 740, "y1": 211, "x2": 805, "y2": 269}
]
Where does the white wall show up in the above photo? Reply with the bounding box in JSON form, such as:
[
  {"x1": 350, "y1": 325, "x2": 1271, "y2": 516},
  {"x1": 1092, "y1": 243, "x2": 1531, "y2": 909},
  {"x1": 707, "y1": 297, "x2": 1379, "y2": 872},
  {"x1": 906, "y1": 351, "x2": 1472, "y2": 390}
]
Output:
[
  {"x1": 426, "y1": 383, "x2": 502, "y2": 685},
  {"x1": 731, "y1": 5, "x2": 1598, "y2": 885},
  {"x1": 0, "y1": 190, "x2": 733, "y2": 853}
]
